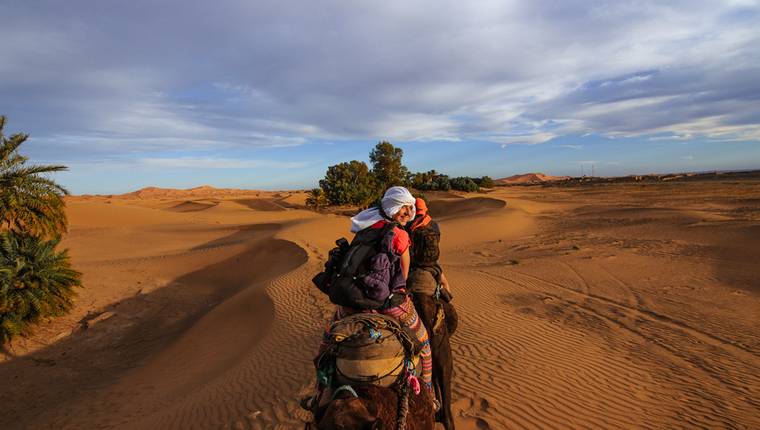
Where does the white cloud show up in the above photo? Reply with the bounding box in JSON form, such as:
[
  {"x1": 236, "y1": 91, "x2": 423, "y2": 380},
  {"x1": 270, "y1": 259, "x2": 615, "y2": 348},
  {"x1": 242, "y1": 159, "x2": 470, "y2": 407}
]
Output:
[
  {"x1": 1, "y1": 0, "x2": 759, "y2": 166},
  {"x1": 140, "y1": 157, "x2": 307, "y2": 169},
  {"x1": 497, "y1": 132, "x2": 558, "y2": 146},
  {"x1": 368, "y1": 114, "x2": 461, "y2": 142}
]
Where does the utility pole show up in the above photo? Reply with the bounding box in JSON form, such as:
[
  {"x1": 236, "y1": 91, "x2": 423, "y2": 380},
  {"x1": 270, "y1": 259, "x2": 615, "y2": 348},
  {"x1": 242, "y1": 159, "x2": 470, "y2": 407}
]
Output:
[
  {"x1": 592, "y1": 163, "x2": 595, "y2": 177},
  {"x1": 581, "y1": 164, "x2": 584, "y2": 177}
]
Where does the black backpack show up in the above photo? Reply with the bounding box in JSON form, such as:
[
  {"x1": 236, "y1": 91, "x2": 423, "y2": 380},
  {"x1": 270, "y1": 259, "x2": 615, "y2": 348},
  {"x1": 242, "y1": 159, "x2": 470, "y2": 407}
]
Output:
[
  {"x1": 312, "y1": 222, "x2": 404, "y2": 309},
  {"x1": 409, "y1": 220, "x2": 441, "y2": 268}
]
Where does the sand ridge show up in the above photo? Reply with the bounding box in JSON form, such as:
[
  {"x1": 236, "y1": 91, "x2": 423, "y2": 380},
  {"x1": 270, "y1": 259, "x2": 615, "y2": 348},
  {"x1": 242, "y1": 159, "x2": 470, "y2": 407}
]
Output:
[
  {"x1": 1, "y1": 183, "x2": 759, "y2": 429},
  {"x1": 166, "y1": 200, "x2": 221, "y2": 212},
  {"x1": 428, "y1": 196, "x2": 507, "y2": 220}
]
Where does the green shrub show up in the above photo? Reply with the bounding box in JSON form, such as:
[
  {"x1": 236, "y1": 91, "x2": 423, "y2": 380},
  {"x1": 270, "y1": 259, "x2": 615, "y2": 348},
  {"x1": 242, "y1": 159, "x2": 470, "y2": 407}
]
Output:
[
  {"x1": 319, "y1": 160, "x2": 378, "y2": 205},
  {"x1": 411, "y1": 170, "x2": 451, "y2": 191},
  {"x1": 0, "y1": 232, "x2": 82, "y2": 343},
  {"x1": 450, "y1": 176, "x2": 479, "y2": 192},
  {"x1": 474, "y1": 176, "x2": 495, "y2": 188}
]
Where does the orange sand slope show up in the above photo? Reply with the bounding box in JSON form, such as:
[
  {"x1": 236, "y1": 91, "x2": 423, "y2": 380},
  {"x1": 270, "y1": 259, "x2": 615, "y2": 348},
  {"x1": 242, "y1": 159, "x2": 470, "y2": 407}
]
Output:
[
  {"x1": 497, "y1": 172, "x2": 571, "y2": 184},
  {"x1": 2, "y1": 182, "x2": 760, "y2": 429}
]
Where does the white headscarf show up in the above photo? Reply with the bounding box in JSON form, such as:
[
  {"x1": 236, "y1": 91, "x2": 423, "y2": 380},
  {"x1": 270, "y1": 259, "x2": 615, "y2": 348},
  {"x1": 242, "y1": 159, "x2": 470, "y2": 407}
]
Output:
[{"x1": 350, "y1": 186, "x2": 416, "y2": 233}]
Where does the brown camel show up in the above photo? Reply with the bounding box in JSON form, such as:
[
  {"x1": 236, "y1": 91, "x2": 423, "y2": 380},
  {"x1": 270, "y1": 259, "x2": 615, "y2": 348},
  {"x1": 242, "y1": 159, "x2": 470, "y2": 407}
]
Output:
[
  {"x1": 308, "y1": 384, "x2": 435, "y2": 430},
  {"x1": 411, "y1": 289, "x2": 457, "y2": 430}
]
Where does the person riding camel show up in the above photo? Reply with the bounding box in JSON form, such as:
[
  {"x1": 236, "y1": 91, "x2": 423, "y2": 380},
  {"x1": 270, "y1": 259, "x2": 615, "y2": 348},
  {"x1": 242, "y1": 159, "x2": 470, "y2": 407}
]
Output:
[
  {"x1": 406, "y1": 197, "x2": 458, "y2": 429},
  {"x1": 406, "y1": 197, "x2": 457, "y2": 334},
  {"x1": 316, "y1": 186, "x2": 435, "y2": 395}
]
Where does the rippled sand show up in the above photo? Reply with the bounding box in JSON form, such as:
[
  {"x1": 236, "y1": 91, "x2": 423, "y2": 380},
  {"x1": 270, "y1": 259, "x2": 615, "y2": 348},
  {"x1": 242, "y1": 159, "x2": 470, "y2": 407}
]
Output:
[{"x1": 2, "y1": 180, "x2": 759, "y2": 429}]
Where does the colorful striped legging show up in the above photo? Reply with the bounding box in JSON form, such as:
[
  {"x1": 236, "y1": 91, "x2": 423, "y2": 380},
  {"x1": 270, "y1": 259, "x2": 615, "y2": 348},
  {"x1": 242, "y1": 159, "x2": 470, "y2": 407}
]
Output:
[{"x1": 330, "y1": 295, "x2": 433, "y2": 392}]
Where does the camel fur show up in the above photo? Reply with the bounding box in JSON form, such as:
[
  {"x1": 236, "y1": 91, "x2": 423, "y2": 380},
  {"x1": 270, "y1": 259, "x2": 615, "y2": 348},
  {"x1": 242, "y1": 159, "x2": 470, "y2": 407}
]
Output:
[{"x1": 310, "y1": 384, "x2": 435, "y2": 430}]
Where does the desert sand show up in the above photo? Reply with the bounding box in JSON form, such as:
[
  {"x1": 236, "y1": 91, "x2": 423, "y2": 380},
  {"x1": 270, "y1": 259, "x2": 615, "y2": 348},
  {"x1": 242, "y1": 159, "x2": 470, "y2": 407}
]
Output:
[
  {"x1": 1, "y1": 180, "x2": 759, "y2": 429},
  {"x1": 496, "y1": 173, "x2": 571, "y2": 184}
]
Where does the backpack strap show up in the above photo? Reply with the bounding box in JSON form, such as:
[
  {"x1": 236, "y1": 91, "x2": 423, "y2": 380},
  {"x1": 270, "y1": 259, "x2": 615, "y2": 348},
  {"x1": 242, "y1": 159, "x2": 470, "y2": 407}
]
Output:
[{"x1": 377, "y1": 220, "x2": 399, "y2": 254}]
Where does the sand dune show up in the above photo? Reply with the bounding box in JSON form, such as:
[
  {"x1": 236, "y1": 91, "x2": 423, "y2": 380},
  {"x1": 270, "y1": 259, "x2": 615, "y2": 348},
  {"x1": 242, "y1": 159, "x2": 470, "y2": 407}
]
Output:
[
  {"x1": 497, "y1": 172, "x2": 570, "y2": 184},
  {"x1": 166, "y1": 200, "x2": 220, "y2": 212},
  {"x1": 116, "y1": 185, "x2": 263, "y2": 200},
  {"x1": 428, "y1": 196, "x2": 506, "y2": 220},
  {"x1": 233, "y1": 198, "x2": 287, "y2": 212},
  {"x1": 2, "y1": 181, "x2": 759, "y2": 429}
]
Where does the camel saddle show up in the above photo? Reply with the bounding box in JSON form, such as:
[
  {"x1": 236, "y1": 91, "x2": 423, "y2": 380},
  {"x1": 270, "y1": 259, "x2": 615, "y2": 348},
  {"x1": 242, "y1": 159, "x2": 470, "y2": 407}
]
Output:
[{"x1": 327, "y1": 313, "x2": 422, "y2": 388}]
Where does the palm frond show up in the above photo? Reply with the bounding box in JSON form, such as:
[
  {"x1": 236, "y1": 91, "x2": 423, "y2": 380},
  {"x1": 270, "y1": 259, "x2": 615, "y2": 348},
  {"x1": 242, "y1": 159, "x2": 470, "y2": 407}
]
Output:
[
  {"x1": 0, "y1": 117, "x2": 80, "y2": 344},
  {"x1": 1, "y1": 117, "x2": 70, "y2": 237},
  {"x1": 0, "y1": 232, "x2": 82, "y2": 343}
]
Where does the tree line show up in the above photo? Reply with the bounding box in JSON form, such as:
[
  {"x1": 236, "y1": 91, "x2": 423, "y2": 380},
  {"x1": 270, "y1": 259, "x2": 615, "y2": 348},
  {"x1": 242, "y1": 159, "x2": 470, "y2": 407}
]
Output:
[
  {"x1": 307, "y1": 141, "x2": 494, "y2": 209},
  {"x1": 0, "y1": 116, "x2": 81, "y2": 344}
]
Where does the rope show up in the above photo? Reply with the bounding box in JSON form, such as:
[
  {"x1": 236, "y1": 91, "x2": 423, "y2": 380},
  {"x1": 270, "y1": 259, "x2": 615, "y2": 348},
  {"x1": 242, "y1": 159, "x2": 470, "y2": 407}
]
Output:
[
  {"x1": 329, "y1": 313, "x2": 417, "y2": 356},
  {"x1": 396, "y1": 376, "x2": 410, "y2": 430}
]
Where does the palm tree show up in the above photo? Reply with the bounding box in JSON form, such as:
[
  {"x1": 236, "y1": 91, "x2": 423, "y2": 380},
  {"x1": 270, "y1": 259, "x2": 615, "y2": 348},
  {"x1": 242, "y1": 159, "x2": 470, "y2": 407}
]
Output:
[
  {"x1": 0, "y1": 116, "x2": 81, "y2": 344},
  {"x1": 305, "y1": 187, "x2": 329, "y2": 211},
  {"x1": 1, "y1": 115, "x2": 69, "y2": 237},
  {"x1": 0, "y1": 232, "x2": 82, "y2": 343}
]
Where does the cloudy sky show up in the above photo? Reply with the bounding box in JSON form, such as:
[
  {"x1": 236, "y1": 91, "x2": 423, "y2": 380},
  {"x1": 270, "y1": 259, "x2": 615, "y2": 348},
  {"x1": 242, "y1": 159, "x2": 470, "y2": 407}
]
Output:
[{"x1": 1, "y1": 0, "x2": 759, "y2": 193}]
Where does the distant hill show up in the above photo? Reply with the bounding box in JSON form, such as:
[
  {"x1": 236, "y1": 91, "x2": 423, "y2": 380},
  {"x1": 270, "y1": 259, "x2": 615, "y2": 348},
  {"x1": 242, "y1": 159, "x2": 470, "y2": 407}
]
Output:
[
  {"x1": 496, "y1": 173, "x2": 570, "y2": 184},
  {"x1": 116, "y1": 185, "x2": 262, "y2": 199}
]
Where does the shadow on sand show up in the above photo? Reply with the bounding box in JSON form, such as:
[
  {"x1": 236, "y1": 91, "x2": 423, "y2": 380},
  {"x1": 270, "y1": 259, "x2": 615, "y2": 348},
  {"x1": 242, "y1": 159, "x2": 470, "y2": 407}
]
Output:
[{"x1": 0, "y1": 223, "x2": 308, "y2": 429}]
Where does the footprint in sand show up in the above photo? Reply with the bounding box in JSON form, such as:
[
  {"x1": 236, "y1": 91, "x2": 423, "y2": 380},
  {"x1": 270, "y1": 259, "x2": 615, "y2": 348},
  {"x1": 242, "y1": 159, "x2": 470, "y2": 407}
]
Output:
[{"x1": 455, "y1": 397, "x2": 494, "y2": 429}]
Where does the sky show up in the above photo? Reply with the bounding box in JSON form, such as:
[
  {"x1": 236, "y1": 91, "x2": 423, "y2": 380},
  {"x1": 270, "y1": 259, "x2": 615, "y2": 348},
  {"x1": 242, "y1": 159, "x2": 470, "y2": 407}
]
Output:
[{"x1": 1, "y1": 0, "x2": 759, "y2": 194}]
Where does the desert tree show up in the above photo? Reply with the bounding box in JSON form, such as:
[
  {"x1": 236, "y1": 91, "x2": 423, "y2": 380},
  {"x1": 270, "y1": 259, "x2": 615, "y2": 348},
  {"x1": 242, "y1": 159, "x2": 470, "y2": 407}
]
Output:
[
  {"x1": 0, "y1": 116, "x2": 69, "y2": 237},
  {"x1": 319, "y1": 160, "x2": 377, "y2": 206},
  {"x1": 433, "y1": 174, "x2": 452, "y2": 191},
  {"x1": 0, "y1": 232, "x2": 82, "y2": 343},
  {"x1": 473, "y1": 176, "x2": 495, "y2": 188},
  {"x1": 0, "y1": 116, "x2": 81, "y2": 344},
  {"x1": 305, "y1": 187, "x2": 329, "y2": 211},
  {"x1": 411, "y1": 170, "x2": 452, "y2": 191},
  {"x1": 369, "y1": 141, "x2": 409, "y2": 190}
]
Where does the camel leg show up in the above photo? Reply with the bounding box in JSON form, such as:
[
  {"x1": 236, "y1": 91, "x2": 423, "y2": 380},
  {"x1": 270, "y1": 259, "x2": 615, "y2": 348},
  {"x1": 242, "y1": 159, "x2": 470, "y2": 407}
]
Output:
[
  {"x1": 435, "y1": 334, "x2": 455, "y2": 430},
  {"x1": 412, "y1": 294, "x2": 456, "y2": 429}
]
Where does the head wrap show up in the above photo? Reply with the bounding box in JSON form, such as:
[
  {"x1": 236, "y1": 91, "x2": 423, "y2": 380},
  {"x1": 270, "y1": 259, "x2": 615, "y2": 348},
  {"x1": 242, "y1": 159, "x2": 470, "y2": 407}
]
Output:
[
  {"x1": 350, "y1": 186, "x2": 416, "y2": 233},
  {"x1": 410, "y1": 197, "x2": 432, "y2": 232}
]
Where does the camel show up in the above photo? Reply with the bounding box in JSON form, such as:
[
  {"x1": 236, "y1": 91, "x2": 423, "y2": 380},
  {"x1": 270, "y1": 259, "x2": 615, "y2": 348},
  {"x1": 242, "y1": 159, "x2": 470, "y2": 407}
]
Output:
[
  {"x1": 305, "y1": 290, "x2": 457, "y2": 430},
  {"x1": 307, "y1": 383, "x2": 435, "y2": 430},
  {"x1": 304, "y1": 313, "x2": 437, "y2": 429},
  {"x1": 411, "y1": 290, "x2": 457, "y2": 430}
]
